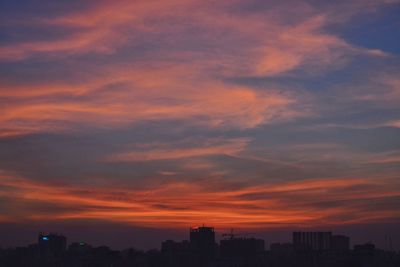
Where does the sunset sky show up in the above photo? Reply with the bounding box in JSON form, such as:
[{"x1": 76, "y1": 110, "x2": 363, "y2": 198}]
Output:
[{"x1": 0, "y1": 0, "x2": 400, "y2": 249}]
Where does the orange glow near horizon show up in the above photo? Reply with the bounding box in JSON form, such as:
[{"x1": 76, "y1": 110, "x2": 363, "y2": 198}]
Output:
[{"x1": 1, "y1": 172, "x2": 399, "y2": 229}]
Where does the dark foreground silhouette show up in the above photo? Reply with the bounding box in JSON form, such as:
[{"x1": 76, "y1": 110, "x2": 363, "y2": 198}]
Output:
[{"x1": 1, "y1": 227, "x2": 399, "y2": 267}]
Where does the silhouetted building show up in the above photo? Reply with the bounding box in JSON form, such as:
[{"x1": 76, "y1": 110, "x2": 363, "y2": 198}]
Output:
[
  {"x1": 293, "y1": 231, "x2": 332, "y2": 250},
  {"x1": 354, "y1": 243, "x2": 376, "y2": 256},
  {"x1": 2, "y1": 229, "x2": 399, "y2": 267},
  {"x1": 162, "y1": 240, "x2": 190, "y2": 254},
  {"x1": 220, "y1": 237, "x2": 265, "y2": 259},
  {"x1": 270, "y1": 242, "x2": 294, "y2": 253},
  {"x1": 331, "y1": 235, "x2": 350, "y2": 250},
  {"x1": 38, "y1": 232, "x2": 66, "y2": 260},
  {"x1": 354, "y1": 243, "x2": 375, "y2": 251},
  {"x1": 161, "y1": 240, "x2": 192, "y2": 267},
  {"x1": 67, "y1": 241, "x2": 93, "y2": 266},
  {"x1": 190, "y1": 226, "x2": 217, "y2": 261},
  {"x1": 269, "y1": 243, "x2": 297, "y2": 267},
  {"x1": 68, "y1": 241, "x2": 92, "y2": 254}
]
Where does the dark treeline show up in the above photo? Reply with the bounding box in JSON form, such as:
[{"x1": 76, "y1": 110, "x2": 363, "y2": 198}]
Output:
[{"x1": 1, "y1": 227, "x2": 399, "y2": 267}]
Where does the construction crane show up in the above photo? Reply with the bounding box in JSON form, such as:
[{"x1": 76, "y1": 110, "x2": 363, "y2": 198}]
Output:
[{"x1": 221, "y1": 229, "x2": 256, "y2": 240}]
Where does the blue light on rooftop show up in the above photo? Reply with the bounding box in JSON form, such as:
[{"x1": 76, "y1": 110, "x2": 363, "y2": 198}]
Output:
[{"x1": 42, "y1": 236, "x2": 49, "y2": 241}]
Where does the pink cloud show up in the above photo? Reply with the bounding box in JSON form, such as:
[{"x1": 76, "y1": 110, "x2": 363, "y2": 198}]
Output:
[
  {"x1": 107, "y1": 137, "x2": 251, "y2": 162},
  {"x1": 0, "y1": 63, "x2": 301, "y2": 136},
  {"x1": 0, "y1": 0, "x2": 391, "y2": 137}
]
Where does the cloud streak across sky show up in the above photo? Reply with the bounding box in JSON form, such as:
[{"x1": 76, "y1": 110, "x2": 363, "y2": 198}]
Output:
[{"x1": 0, "y1": 0, "x2": 400, "y2": 248}]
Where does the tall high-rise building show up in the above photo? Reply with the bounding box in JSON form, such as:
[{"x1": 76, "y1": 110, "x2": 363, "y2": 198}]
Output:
[
  {"x1": 293, "y1": 232, "x2": 332, "y2": 250},
  {"x1": 38, "y1": 232, "x2": 67, "y2": 260},
  {"x1": 189, "y1": 226, "x2": 216, "y2": 261}
]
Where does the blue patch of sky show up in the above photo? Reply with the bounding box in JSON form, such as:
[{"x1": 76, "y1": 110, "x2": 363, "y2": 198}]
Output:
[
  {"x1": 0, "y1": 0, "x2": 97, "y2": 19},
  {"x1": 328, "y1": 5, "x2": 400, "y2": 55},
  {"x1": 0, "y1": 24, "x2": 77, "y2": 45}
]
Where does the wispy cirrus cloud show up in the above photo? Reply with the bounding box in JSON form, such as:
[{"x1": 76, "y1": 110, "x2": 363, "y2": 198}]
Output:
[
  {"x1": 107, "y1": 137, "x2": 251, "y2": 162},
  {"x1": 1, "y1": 170, "x2": 399, "y2": 228},
  {"x1": 0, "y1": 77, "x2": 299, "y2": 137},
  {"x1": 0, "y1": 0, "x2": 391, "y2": 138}
]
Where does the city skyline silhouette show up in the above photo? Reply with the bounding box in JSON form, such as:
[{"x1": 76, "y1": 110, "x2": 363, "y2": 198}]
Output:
[
  {"x1": 1, "y1": 225, "x2": 399, "y2": 267},
  {"x1": 1, "y1": 222, "x2": 399, "y2": 251}
]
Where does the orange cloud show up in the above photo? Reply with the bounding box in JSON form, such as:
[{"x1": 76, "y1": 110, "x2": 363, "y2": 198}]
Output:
[
  {"x1": 1, "y1": 170, "x2": 399, "y2": 228},
  {"x1": 0, "y1": 65, "x2": 300, "y2": 137}
]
